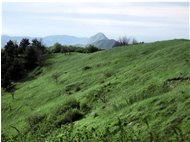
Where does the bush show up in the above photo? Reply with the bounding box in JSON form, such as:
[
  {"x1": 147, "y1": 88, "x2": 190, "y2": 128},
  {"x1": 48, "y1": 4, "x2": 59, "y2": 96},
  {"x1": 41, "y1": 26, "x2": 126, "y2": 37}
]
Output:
[
  {"x1": 75, "y1": 86, "x2": 81, "y2": 92},
  {"x1": 118, "y1": 36, "x2": 130, "y2": 46},
  {"x1": 27, "y1": 114, "x2": 46, "y2": 129},
  {"x1": 104, "y1": 72, "x2": 112, "y2": 78},
  {"x1": 50, "y1": 43, "x2": 101, "y2": 54},
  {"x1": 80, "y1": 102, "x2": 91, "y2": 113},
  {"x1": 83, "y1": 66, "x2": 91, "y2": 70},
  {"x1": 51, "y1": 72, "x2": 60, "y2": 84},
  {"x1": 64, "y1": 98, "x2": 80, "y2": 109},
  {"x1": 24, "y1": 99, "x2": 91, "y2": 139},
  {"x1": 132, "y1": 38, "x2": 138, "y2": 45},
  {"x1": 63, "y1": 109, "x2": 83, "y2": 123},
  {"x1": 55, "y1": 98, "x2": 80, "y2": 115},
  {"x1": 65, "y1": 83, "x2": 83, "y2": 94},
  {"x1": 55, "y1": 105, "x2": 71, "y2": 116},
  {"x1": 75, "y1": 47, "x2": 87, "y2": 53},
  {"x1": 1, "y1": 134, "x2": 9, "y2": 142},
  {"x1": 85, "y1": 45, "x2": 100, "y2": 53},
  {"x1": 52, "y1": 43, "x2": 62, "y2": 53},
  {"x1": 55, "y1": 109, "x2": 83, "y2": 127}
]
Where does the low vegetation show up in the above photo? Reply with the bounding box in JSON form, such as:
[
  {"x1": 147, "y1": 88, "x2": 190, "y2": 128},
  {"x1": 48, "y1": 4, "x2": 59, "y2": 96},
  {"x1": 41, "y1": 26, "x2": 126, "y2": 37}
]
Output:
[
  {"x1": 1, "y1": 39, "x2": 190, "y2": 141},
  {"x1": 50, "y1": 43, "x2": 101, "y2": 54}
]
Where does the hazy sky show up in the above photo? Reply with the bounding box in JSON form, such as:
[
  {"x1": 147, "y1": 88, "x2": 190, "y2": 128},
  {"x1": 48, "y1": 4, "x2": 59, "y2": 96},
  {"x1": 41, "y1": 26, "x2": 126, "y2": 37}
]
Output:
[{"x1": 2, "y1": 2, "x2": 189, "y2": 41}]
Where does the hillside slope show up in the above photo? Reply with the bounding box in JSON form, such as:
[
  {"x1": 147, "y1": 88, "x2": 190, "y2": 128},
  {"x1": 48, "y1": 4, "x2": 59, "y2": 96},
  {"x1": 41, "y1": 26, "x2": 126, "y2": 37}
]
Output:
[{"x1": 2, "y1": 39, "x2": 190, "y2": 141}]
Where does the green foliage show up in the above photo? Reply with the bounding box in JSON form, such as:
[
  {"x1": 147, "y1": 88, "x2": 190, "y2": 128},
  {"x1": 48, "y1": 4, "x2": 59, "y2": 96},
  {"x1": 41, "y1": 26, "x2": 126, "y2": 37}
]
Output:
[
  {"x1": 1, "y1": 41, "x2": 24, "y2": 89},
  {"x1": 80, "y1": 102, "x2": 91, "y2": 113},
  {"x1": 1, "y1": 38, "x2": 46, "y2": 89},
  {"x1": 85, "y1": 44, "x2": 100, "y2": 53},
  {"x1": 52, "y1": 42, "x2": 62, "y2": 53},
  {"x1": 63, "y1": 98, "x2": 80, "y2": 109},
  {"x1": 51, "y1": 42, "x2": 101, "y2": 54},
  {"x1": 27, "y1": 114, "x2": 46, "y2": 130},
  {"x1": 51, "y1": 72, "x2": 61, "y2": 84},
  {"x1": 55, "y1": 109, "x2": 83, "y2": 127},
  {"x1": 2, "y1": 39, "x2": 190, "y2": 141},
  {"x1": 25, "y1": 99, "x2": 84, "y2": 138},
  {"x1": 82, "y1": 66, "x2": 92, "y2": 70},
  {"x1": 18, "y1": 38, "x2": 30, "y2": 54},
  {"x1": 65, "y1": 82, "x2": 84, "y2": 95}
]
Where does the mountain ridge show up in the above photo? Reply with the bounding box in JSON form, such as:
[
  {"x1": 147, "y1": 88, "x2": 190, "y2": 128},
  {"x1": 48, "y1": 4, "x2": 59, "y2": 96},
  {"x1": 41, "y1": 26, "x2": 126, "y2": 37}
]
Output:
[{"x1": 1, "y1": 33, "x2": 117, "y2": 49}]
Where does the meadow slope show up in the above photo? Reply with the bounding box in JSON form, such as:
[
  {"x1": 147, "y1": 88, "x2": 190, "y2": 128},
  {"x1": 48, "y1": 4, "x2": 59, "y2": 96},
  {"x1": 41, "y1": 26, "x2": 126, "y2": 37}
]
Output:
[{"x1": 2, "y1": 39, "x2": 190, "y2": 141}]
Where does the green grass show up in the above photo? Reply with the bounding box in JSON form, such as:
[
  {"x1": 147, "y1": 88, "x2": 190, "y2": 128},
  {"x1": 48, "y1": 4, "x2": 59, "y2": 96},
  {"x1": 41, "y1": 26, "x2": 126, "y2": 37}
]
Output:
[{"x1": 2, "y1": 39, "x2": 190, "y2": 141}]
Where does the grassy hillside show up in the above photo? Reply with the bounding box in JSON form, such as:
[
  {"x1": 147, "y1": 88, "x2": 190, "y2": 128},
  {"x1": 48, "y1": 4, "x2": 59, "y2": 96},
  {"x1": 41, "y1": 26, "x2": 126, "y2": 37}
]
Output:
[{"x1": 2, "y1": 39, "x2": 190, "y2": 141}]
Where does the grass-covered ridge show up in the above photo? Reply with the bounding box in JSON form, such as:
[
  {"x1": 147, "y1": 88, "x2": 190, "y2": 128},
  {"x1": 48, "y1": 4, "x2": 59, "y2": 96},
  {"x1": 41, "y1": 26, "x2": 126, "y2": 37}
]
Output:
[{"x1": 2, "y1": 39, "x2": 190, "y2": 141}]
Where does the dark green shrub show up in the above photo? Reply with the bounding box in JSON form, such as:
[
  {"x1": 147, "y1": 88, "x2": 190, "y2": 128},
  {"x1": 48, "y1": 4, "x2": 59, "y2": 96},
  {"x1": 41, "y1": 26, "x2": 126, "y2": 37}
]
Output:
[
  {"x1": 64, "y1": 98, "x2": 80, "y2": 109},
  {"x1": 55, "y1": 105, "x2": 71, "y2": 115},
  {"x1": 51, "y1": 72, "x2": 60, "y2": 84},
  {"x1": 55, "y1": 109, "x2": 83, "y2": 127},
  {"x1": 83, "y1": 66, "x2": 91, "y2": 70},
  {"x1": 52, "y1": 43, "x2": 62, "y2": 53},
  {"x1": 27, "y1": 114, "x2": 46, "y2": 129},
  {"x1": 75, "y1": 86, "x2": 81, "y2": 92},
  {"x1": 104, "y1": 72, "x2": 112, "y2": 78},
  {"x1": 85, "y1": 45, "x2": 100, "y2": 53},
  {"x1": 1, "y1": 134, "x2": 9, "y2": 142},
  {"x1": 61, "y1": 45, "x2": 70, "y2": 54},
  {"x1": 94, "y1": 90, "x2": 107, "y2": 103},
  {"x1": 65, "y1": 83, "x2": 83, "y2": 94},
  {"x1": 54, "y1": 98, "x2": 80, "y2": 116},
  {"x1": 80, "y1": 102, "x2": 91, "y2": 113},
  {"x1": 75, "y1": 48, "x2": 87, "y2": 53},
  {"x1": 64, "y1": 109, "x2": 83, "y2": 123}
]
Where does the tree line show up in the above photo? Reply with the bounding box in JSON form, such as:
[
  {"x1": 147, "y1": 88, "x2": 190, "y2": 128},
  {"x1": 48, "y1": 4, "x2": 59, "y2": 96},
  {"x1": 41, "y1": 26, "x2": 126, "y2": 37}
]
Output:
[
  {"x1": 117, "y1": 36, "x2": 144, "y2": 46},
  {"x1": 1, "y1": 38, "x2": 46, "y2": 90},
  {"x1": 1, "y1": 36, "x2": 141, "y2": 91},
  {"x1": 1, "y1": 39, "x2": 101, "y2": 91},
  {"x1": 49, "y1": 43, "x2": 101, "y2": 54}
]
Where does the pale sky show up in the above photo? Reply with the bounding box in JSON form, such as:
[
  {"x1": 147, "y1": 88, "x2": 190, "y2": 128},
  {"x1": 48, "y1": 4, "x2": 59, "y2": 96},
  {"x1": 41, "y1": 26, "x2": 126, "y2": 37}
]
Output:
[{"x1": 2, "y1": 2, "x2": 190, "y2": 41}]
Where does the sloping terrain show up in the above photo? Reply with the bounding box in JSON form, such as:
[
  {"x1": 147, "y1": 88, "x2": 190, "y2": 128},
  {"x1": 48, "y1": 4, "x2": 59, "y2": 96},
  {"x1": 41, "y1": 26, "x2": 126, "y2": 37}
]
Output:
[{"x1": 1, "y1": 39, "x2": 190, "y2": 141}]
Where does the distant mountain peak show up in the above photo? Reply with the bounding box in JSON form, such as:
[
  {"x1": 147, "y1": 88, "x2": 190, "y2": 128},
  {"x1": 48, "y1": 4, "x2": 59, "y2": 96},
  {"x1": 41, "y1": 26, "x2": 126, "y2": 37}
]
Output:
[
  {"x1": 95, "y1": 32, "x2": 107, "y2": 37},
  {"x1": 93, "y1": 32, "x2": 108, "y2": 39},
  {"x1": 1, "y1": 32, "x2": 117, "y2": 49},
  {"x1": 88, "y1": 32, "x2": 108, "y2": 44}
]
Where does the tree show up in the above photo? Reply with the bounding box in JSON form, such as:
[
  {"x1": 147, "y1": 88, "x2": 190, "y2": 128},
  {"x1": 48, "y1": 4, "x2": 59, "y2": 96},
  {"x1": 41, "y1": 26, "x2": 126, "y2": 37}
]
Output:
[
  {"x1": 1, "y1": 72, "x2": 12, "y2": 90},
  {"x1": 26, "y1": 38, "x2": 46, "y2": 68},
  {"x1": 24, "y1": 45, "x2": 39, "y2": 70},
  {"x1": 10, "y1": 58, "x2": 25, "y2": 80},
  {"x1": 1, "y1": 49, "x2": 11, "y2": 89},
  {"x1": 1, "y1": 41, "x2": 24, "y2": 89},
  {"x1": 52, "y1": 42, "x2": 62, "y2": 53},
  {"x1": 18, "y1": 38, "x2": 30, "y2": 54},
  {"x1": 4, "y1": 40, "x2": 18, "y2": 58},
  {"x1": 132, "y1": 38, "x2": 138, "y2": 45},
  {"x1": 61, "y1": 46, "x2": 67, "y2": 54},
  {"x1": 2, "y1": 38, "x2": 47, "y2": 90},
  {"x1": 85, "y1": 45, "x2": 99, "y2": 53},
  {"x1": 32, "y1": 38, "x2": 46, "y2": 53},
  {"x1": 118, "y1": 36, "x2": 130, "y2": 46}
]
